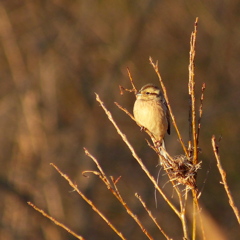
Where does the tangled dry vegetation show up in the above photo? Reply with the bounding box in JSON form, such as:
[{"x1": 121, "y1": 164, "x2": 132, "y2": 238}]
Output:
[{"x1": 28, "y1": 18, "x2": 240, "y2": 240}]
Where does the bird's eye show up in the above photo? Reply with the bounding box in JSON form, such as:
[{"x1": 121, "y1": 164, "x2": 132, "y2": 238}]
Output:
[{"x1": 146, "y1": 92, "x2": 150, "y2": 95}]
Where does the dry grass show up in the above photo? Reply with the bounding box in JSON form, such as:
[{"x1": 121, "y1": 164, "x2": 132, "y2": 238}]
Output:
[
  {"x1": 1, "y1": 2, "x2": 240, "y2": 240},
  {"x1": 28, "y1": 18, "x2": 239, "y2": 239}
]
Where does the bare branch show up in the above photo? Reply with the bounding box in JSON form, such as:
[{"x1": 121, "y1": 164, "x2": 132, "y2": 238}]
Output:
[
  {"x1": 95, "y1": 93, "x2": 181, "y2": 218},
  {"x1": 28, "y1": 202, "x2": 86, "y2": 240},
  {"x1": 212, "y1": 136, "x2": 240, "y2": 224},
  {"x1": 149, "y1": 57, "x2": 189, "y2": 158},
  {"x1": 50, "y1": 163, "x2": 127, "y2": 240}
]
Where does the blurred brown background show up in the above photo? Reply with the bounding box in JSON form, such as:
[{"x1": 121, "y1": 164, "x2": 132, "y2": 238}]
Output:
[{"x1": 0, "y1": 1, "x2": 240, "y2": 239}]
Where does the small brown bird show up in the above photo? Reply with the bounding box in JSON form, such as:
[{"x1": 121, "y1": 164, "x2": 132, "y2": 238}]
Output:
[{"x1": 133, "y1": 84, "x2": 170, "y2": 161}]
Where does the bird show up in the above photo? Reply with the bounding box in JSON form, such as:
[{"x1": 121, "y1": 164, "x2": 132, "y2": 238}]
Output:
[{"x1": 133, "y1": 83, "x2": 170, "y2": 162}]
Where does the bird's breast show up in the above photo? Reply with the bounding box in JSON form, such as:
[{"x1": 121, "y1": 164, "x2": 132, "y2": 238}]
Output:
[{"x1": 133, "y1": 99, "x2": 167, "y2": 141}]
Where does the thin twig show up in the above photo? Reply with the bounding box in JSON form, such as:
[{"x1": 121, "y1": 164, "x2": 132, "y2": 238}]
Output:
[
  {"x1": 135, "y1": 193, "x2": 172, "y2": 240},
  {"x1": 28, "y1": 202, "x2": 85, "y2": 240},
  {"x1": 115, "y1": 99, "x2": 193, "y2": 239},
  {"x1": 115, "y1": 102, "x2": 135, "y2": 121},
  {"x1": 115, "y1": 101, "x2": 156, "y2": 141},
  {"x1": 105, "y1": 97, "x2": 191, "y2": 237},
  {"x1": 84, "y1": 148, "x2": 112, "y2": 187},
  {"x1": 155, "y1": 147, "x2": 190, "y2": 239},
  {"x1": 149, "y1": 58, "x2": 189, "y2": 158},
  {"x1": 212, "y1": 136, "x2": 240, "y2": 224},
  {"x1": 83, "y1": 150, "x2": 154, "y2": 240},
  {"x1": 119, "y1": 68, "x2": 137, "y2": 95},
  {"x1": 182, "y1": 189, "x2": 189, "y2": 238},
  {"x1": 127, "y1": 67, "x2": 138, "y2": 94},
  {"x1": 50, "y1": 163, "x2": 127, "y2": 240},
  {"x1": 96, "y1": 93, "x2": 181, "y2": 218},
  {"x1": 196, "y1": 82, "x2": 206, "y2": 145}
]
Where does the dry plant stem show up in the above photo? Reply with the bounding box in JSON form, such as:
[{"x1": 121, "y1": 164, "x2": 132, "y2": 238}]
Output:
[
  {"x1": 159, "y1": 151, "x2": 189, "y2": 239},
  {"x1": 169, "y1": 178, "x2": 188, "y2": 239},
  {"x1": 119, "y1": 68, "x2": 137, "y2": 95},
  {"x1": 191, "y1": 189, "x2": 206, "y2": 240},
  {"x1": 158, "y1": 147, "x2": 189, "y2": 238},
  {"x1": 115, "y1": 101, "x2": 189, "y2": 239},
  {"x1": 28, "y1": 202, "x2": 85, "y2": 240},
  {"x1": 84, "y1": 149, "x2": 154, "y2": 240},
  {"x1": 111, "y1": 179, "x2": 154, "y2": 240},
  {"x1": 84, "y1": 148, "x2": 111, "y2": 186},
  {"x1": 50, "y1": 163, "x2": 127, "y2": 240},
  {"x1": 149, "y1": 58, "x2": 188, "y2": 158},
  {"x1": 135, "y1": 193, "x2": 172, "y2": 240},
  {"x1": 212, "y1": 136, "x2": 240, "y2": 224},
  {"x1": 97, "y1": 94, "x2": 192, "y2": 239},
  {"x1": 180, "y1": 190, "x2": 189, "y2": 239},
  {"x1": 127, "y1": 67, "x2": 138, "y2": 94},
  {"x1": 159, "y1": 147, "x2": 187, "y2": 199},
  {"x1": 192, "y1": 193, "x2": 197, "y2": 240},
  {"x1": 115, "y1": 102, "x2": 136, "y2": 122},
  {"x1": 95, "y1": 94, "x2": 180, "y2": 218},
  {"x1": 188, "y1": 17, "x2": 198, "y2": 165},
  {"x1": 197, "y1": 83, "x2": 206, "y2": 145},
  {"x1": 188, "y1": 17, "x2": 202, "y2": 240}
]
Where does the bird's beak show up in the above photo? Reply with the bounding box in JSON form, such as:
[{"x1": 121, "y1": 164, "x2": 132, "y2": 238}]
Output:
[{"x1": 135, "y1": 92, "x2": 141, "y2": 99}]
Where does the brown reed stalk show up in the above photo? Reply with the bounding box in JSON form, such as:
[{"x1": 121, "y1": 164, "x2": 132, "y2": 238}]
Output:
[
  {"x1": 28, "y1": 17, "x2": 209, "y2": 240},
  {"x1": 149, "y1": 58, "x2": 189, "y2": 158},
  {"x1": 115, "y1": 101, "x2": 191, "y2": 239},
  {"x1": 212, "y1": 136, "x2": 240, "y2": 225},
  {"x1": 196, "y1": 83, "x2": 206, "y2": 146},
  {"x1": 188, "y1": 17, "x2": 199, "y2": 166},
  {"x1": 119, "y1": 68, "x2": 138, "y2": 95},
  {"x1": 50, "y1": 163, "x2": 127, "y2": 240},
  {"x1": 96, "y1": 94, "x2": 181, "y2": 218},
  {"x1": 96, "y1": 94, "x2": 194, "y2": 239},
  {"x1": 188, "y1": 18, "x2": 198, "y2": 240},
  {"x1": 116, "y1": 19, "x2": 204, "y2": 240},
  {"x1": 187, "y1": 17, "x2": 206, "y2": 240},
  {"x1": 28, "y1": 202, "x2": 85, "y2": 240},
  {"x1": 135, "y1": 193, "x2": 172, "y2": 240},
  {"x1": 83, "y1": 148, "x2": 154, "y2": 240}
]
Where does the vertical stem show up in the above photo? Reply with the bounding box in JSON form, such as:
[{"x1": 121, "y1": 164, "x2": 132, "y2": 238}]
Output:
[
  {"x1": 188, "y1": 17, "x2": 198, "y2": 240},
  {"x1": 196, "y1": 83, "x2": 206, "y2": 145},
  {"x1": 181, "y1": 213, "x2": 189, "y2": 240},
  {"x1": 188, "y1": 17, "x2": 198, "y2": 165},
  {"x1": 192, "y1": 197, "x2": 197, "y2": 240},
  {"x1": 180, "y1": 189, "x2": 189, "y2": 240}
]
